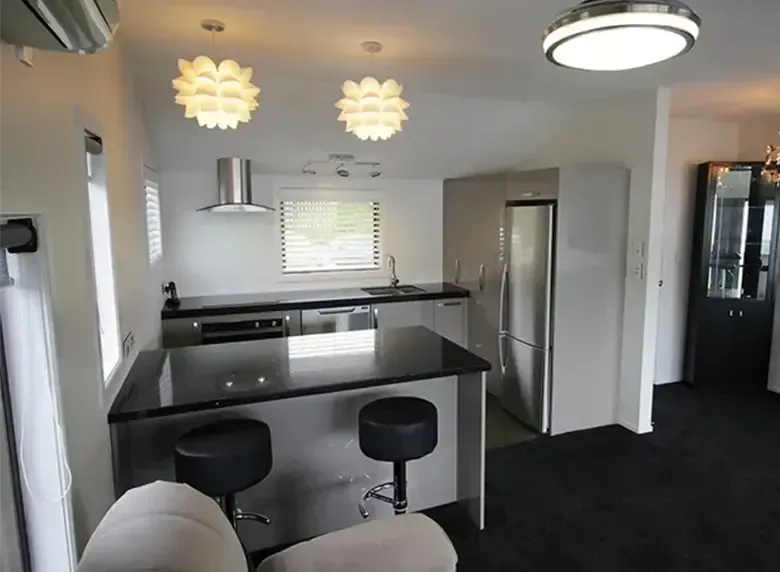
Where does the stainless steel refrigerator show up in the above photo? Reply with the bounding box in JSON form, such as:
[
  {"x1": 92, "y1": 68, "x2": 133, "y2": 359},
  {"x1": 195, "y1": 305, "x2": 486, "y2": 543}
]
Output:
[{"x1": 499, "y1": 201, "x2": 555, "y2": 433}]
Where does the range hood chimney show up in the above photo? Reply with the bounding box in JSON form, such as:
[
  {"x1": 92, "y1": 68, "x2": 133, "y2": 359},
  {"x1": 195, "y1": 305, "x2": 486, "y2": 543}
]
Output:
[{"x1": 198, "y1": 158, "x2": 274, "y2": 213}]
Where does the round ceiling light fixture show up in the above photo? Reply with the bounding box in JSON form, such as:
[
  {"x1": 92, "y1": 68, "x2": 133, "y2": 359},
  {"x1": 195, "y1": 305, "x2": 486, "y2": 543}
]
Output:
[
  {"x1": 543, "y1": 0, "x2": 701, "y2": 71},
  {"x1": 172, "y1": 20, "x2": 261, "y2": 129},
  {"x1": 335, "y1": 41, "x2": 410, "y2": 141}
]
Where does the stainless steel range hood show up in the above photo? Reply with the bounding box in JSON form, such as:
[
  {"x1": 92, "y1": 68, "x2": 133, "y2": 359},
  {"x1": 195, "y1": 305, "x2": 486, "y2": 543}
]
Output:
[{"x1": 198, "y1": 158, "x2": 274, "y2": 213}]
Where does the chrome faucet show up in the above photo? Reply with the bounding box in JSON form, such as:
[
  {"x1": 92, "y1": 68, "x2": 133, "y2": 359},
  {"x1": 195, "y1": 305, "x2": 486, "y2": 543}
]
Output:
[{"x1": 388, "y1": 255, "x2": 400, "y2": 288}]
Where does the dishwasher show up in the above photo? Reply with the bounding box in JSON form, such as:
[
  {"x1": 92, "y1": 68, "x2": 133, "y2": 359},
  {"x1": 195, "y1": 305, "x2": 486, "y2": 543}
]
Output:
[{"x1": 300, "y1": 305, "x2": 374, "y2": 335}]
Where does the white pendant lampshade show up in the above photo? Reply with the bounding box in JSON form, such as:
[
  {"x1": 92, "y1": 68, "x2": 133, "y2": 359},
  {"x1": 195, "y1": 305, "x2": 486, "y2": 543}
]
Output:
[
  {"x1": 335, "y1": 76, "x2": 410, "y2": 141},
  {"x1": 543, "y1": 0, "x2": 702, "y2": 71},
  {"x1": 172, "y1": 20, "x2": 261, "y2": 130},
  {"x1": 172, "y1": 56, "x2": 260, "y2": 130}
]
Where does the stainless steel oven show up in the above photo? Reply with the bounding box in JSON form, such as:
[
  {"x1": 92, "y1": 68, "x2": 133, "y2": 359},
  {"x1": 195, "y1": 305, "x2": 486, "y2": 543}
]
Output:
[
  {"x1": 163, "y1": 311, "x2": 303, "y2": 348},
  {"x1": 300, "y1": 305, "x2": 374, "y2": 335}
]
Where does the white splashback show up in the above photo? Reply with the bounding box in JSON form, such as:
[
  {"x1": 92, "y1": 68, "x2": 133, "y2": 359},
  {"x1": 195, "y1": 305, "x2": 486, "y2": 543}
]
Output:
[{"x1": 160, "y1": 173, "x2": 443, "y2": 296}]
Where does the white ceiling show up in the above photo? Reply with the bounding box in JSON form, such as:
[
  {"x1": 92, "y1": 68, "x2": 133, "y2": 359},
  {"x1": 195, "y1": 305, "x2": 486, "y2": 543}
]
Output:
[{"x1": 119, "y1": 0, "x2": 780, "y2": 177}]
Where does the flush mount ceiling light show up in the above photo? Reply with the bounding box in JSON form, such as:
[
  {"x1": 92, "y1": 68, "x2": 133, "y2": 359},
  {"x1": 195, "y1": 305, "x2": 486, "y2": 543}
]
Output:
[
  {"x1": 335, "y1": 41, "x2": 410, "y2": 141},
  {"x1": 172, "y1": 20, "x2": 260, "y2": 130},
  {"x1": 543, "y1": 0, "x2": 702, "y2": 71}
]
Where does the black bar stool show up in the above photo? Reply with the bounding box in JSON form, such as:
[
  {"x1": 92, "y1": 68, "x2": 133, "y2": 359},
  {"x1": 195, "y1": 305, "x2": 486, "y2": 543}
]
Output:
[
  {"x1": 174, "y1": 418, "x2": 273, "y2": 529},
  {"x1": 358, "y1": 396, "x2": 438, "y2": 518}
]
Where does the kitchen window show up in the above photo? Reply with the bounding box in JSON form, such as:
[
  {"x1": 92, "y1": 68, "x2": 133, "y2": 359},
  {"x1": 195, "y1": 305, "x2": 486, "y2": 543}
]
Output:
[
  {"x1": 144, "y1": 171, "x2": 163, "y2": 265},
  {"x1": 85, "y1": 132, "x2": 121, "y2": 383},
  {"x1": 279, "y1": 199, "x2": 381, "y2": 274}
]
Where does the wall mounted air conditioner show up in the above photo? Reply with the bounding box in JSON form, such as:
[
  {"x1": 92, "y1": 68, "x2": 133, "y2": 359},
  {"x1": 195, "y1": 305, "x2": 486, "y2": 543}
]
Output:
[{"x1": 0, "y1": 0, "x2": 119, "y2": 54}]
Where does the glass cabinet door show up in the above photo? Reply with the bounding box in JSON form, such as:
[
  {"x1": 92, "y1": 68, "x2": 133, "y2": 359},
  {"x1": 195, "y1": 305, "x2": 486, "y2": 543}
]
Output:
[{"x1": 707, "y1": 166, "x2": 776, "y2": 300}]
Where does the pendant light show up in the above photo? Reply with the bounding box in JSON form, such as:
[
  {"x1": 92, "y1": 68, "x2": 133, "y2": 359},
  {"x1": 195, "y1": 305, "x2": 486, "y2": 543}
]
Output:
[
  {"x1": 543, "y1": 0, "x2": 702, "y2": 71},
  {"x1": 764, "y1": 144, "x2": 780, "y2": 186},
  {"x1": 335, "y1": 42, "x2": 410, "y2": 142},
  {"x1": 172, "y1": 20, "x2": 261, "y2": 130}
]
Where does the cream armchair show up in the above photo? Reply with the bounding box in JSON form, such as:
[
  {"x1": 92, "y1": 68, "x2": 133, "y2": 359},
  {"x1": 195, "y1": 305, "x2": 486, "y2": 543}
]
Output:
[{"x1": 76, "y1": 481, "x2": 458, "y2": 572}]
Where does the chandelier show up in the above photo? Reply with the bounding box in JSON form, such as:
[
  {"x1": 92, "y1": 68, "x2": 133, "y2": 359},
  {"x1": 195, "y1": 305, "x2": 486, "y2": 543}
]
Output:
[
  {"x1": 764, "y1": 145, "x2": 780, "y2": 186},
  {"x1": 172, "y1": 20, "x2": 260, "y2": 130},
  {"x1": 543, "y1": 0, "x2": 702, "y2": 71},
  {"x1": 335, "y1": 42, "x2": 409, "y2": 141}
]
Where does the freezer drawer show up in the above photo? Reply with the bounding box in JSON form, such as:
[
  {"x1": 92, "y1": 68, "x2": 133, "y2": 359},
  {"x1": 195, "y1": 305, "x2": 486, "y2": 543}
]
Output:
[{"x1": 500, "y1": 335, "x2": 550, "y2": 433}]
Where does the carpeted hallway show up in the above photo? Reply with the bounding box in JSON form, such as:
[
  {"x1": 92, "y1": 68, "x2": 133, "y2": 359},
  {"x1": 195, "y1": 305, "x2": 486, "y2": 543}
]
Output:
[{"x1": 433, "y1": 383, "x2": 780, "y2": 571}]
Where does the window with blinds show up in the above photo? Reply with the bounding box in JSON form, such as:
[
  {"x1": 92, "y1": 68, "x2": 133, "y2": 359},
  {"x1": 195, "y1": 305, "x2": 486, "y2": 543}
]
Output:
[
  {"x1": 145, "y1": 180, "x2": 163, "y2": 265},
  {"x1": 280, "y1": 200, "x2": 381, "y2": 274}
]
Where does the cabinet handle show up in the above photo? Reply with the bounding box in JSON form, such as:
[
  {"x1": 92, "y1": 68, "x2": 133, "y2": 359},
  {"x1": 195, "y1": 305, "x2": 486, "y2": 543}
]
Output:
[
  {"x1": 739, "y1": 310, "x2": 744, "y2": 317},
  {"x1": 478, "y1": 264, "x2": 486, "y2": 291},
  {"x1": 729, "y1": 310, "x2": 734, "y2": 317},
  {"x1": 454, "y1": 259, "x2": 461, "y2": 285},
  {"x1": 441, "y1": 301, "x2": 462, "y2": 307}
]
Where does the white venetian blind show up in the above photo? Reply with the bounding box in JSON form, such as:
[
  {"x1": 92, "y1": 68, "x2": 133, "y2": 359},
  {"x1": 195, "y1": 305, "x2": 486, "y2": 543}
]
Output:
[
  {"x1": 144, "y1": 180, "x2": 163, "y2": 265},
  {"x1": 280, "y1": 200, "x2": 380, "y2": 274}
]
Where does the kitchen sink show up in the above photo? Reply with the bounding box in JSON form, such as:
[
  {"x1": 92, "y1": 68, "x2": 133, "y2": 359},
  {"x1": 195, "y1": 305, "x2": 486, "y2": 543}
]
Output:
[{"x1": 362, "y1": 285, "x2": 425, "y2": 296}]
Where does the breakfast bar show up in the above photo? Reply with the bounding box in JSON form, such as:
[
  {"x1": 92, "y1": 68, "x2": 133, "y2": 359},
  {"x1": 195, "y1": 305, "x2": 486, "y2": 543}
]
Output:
[{"x1": 108, "y1": 326, "x2": 490, "y2": 552}]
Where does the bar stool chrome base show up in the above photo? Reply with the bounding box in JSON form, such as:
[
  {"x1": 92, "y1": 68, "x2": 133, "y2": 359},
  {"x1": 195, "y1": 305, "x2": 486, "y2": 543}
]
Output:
[{"x1": 359, "y1": 461, "x2": 408, "y2": 518}]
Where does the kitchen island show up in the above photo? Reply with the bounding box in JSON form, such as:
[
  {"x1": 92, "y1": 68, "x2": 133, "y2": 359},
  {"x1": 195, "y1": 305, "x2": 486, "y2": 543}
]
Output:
[{"x1": 109, "y1": 326, "x2": 490, "y2": 551}]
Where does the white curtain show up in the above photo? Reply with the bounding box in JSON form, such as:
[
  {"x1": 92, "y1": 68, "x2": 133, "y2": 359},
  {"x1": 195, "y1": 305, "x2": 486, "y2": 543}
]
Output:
[{"x1": 0, "y1": 218, "x2": 76, "y2": 572}]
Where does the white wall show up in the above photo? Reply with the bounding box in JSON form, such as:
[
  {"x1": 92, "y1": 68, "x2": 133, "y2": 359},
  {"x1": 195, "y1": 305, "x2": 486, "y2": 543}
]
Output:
[
  {"x1": 551, "y1": 165, "x2": 629, "y2": 435},
  {"x1": 160, "y1": 173, "x2": 443, "y2": 295},
  {"x1": 738, "y1": 119, "x2": 780, "y2": 161},
  {"x1": 0, "y1": 39, "x2": 161, "y2": 551},
  {"x1": 517, "y1": 88, "x2": 670, "y2": 434},
  {"x1": 655, "y1": 118, "x2": 740, "y2": 385}
]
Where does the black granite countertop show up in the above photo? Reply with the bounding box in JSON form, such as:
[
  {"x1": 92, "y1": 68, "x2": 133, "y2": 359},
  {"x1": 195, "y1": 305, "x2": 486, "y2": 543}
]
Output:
[
  {"x1": 161, "y1": 283, "x2": 468, "y2": 319},
  {"x1": 108, "y1": 326, "x2": 490, "y2": 423}
]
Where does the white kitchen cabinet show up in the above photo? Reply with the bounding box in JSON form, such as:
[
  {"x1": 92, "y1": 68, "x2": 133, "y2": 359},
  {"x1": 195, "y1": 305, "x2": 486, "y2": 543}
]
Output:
[
  {"x1": 433, "y1": 299, "x2": 467, "y2": 346},
  {"x1": 373, "y1": 301, "x2": 434, "y2": 330},
  {"x1": 443, "y1": 174, "x2": 505, "y2": 396},
  {"x1": 506, "y1": 169, "x2": 559, "y2": 201}
]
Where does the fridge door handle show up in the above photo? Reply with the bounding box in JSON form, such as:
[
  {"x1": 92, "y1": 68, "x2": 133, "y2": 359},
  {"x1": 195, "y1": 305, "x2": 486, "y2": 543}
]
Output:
[
  {"x1": 498, "y1": 262, "x2": 509, "y2": 375},
  {"x1": 499, "y1": 262, "x2": 508, "y2": 333},
  {"x1": 478, "y1": 264, "x2": 486, "y2": 291},
  {"x1": 499, "y1": 333, "x2": 507, "y2": 375}
]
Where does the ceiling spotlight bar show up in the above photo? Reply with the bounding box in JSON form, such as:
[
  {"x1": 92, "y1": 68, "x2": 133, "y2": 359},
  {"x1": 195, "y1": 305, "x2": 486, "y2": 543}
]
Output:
[
  {"x1": 301, "y1": 159, "x2": 382, "y2": 178},
  {"x1": 543, "y1": 0, "x2": 702, "y2": 71}
]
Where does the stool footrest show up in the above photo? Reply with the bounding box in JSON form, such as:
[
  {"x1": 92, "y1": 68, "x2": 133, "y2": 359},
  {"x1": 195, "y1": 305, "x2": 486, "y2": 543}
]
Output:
[
  {"x1": 359, "y1": 481, "x2": 408, "y2": 519},
  {"x1": 236, "y1": 510, "x2": 271, "y2": 526}
]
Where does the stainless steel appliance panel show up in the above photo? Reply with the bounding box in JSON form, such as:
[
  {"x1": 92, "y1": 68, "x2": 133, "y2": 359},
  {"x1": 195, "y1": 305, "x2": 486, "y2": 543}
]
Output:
[
  {"x1": 200, "y1": 311, "x2": 286, "y2": 345},
  {"x1": 301, "y1": 305, "x2": 373, "y2": 335},
  {"x1": 500, "y1": 336, "x2": 550, "y2": 432},
  {"x1": 505, "y1": 204, "x2": 554, "y2": 349}
]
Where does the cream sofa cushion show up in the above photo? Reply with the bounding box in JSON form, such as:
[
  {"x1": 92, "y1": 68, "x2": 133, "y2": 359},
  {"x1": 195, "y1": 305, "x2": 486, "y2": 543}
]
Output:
[{"x1": 77, "y1": 480, "x2": 246, "y2": 572}]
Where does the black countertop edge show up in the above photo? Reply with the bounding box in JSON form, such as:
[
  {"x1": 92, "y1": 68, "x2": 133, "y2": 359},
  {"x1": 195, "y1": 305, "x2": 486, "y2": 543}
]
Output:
[
  {"x1": 107, "y1": 363, "x2": 487, "y2": 424},
  {"x1": 108, "y1": 326, "x2": 490, "y2": 424},
  {"x1": 161, "y1": 283, "x2": 469, "y2": 319}
]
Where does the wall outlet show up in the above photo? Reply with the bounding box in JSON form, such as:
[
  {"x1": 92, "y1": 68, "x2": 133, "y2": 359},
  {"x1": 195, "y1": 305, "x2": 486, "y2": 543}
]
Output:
[{"x1": 122, "y1": 331, "x2": 135, "y2": 358}]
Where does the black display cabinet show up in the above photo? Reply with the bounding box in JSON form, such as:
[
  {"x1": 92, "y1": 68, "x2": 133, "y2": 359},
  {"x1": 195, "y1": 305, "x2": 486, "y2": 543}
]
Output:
[{"x1": 685, "y1": 162, "x2": 780, "y2": 388}]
